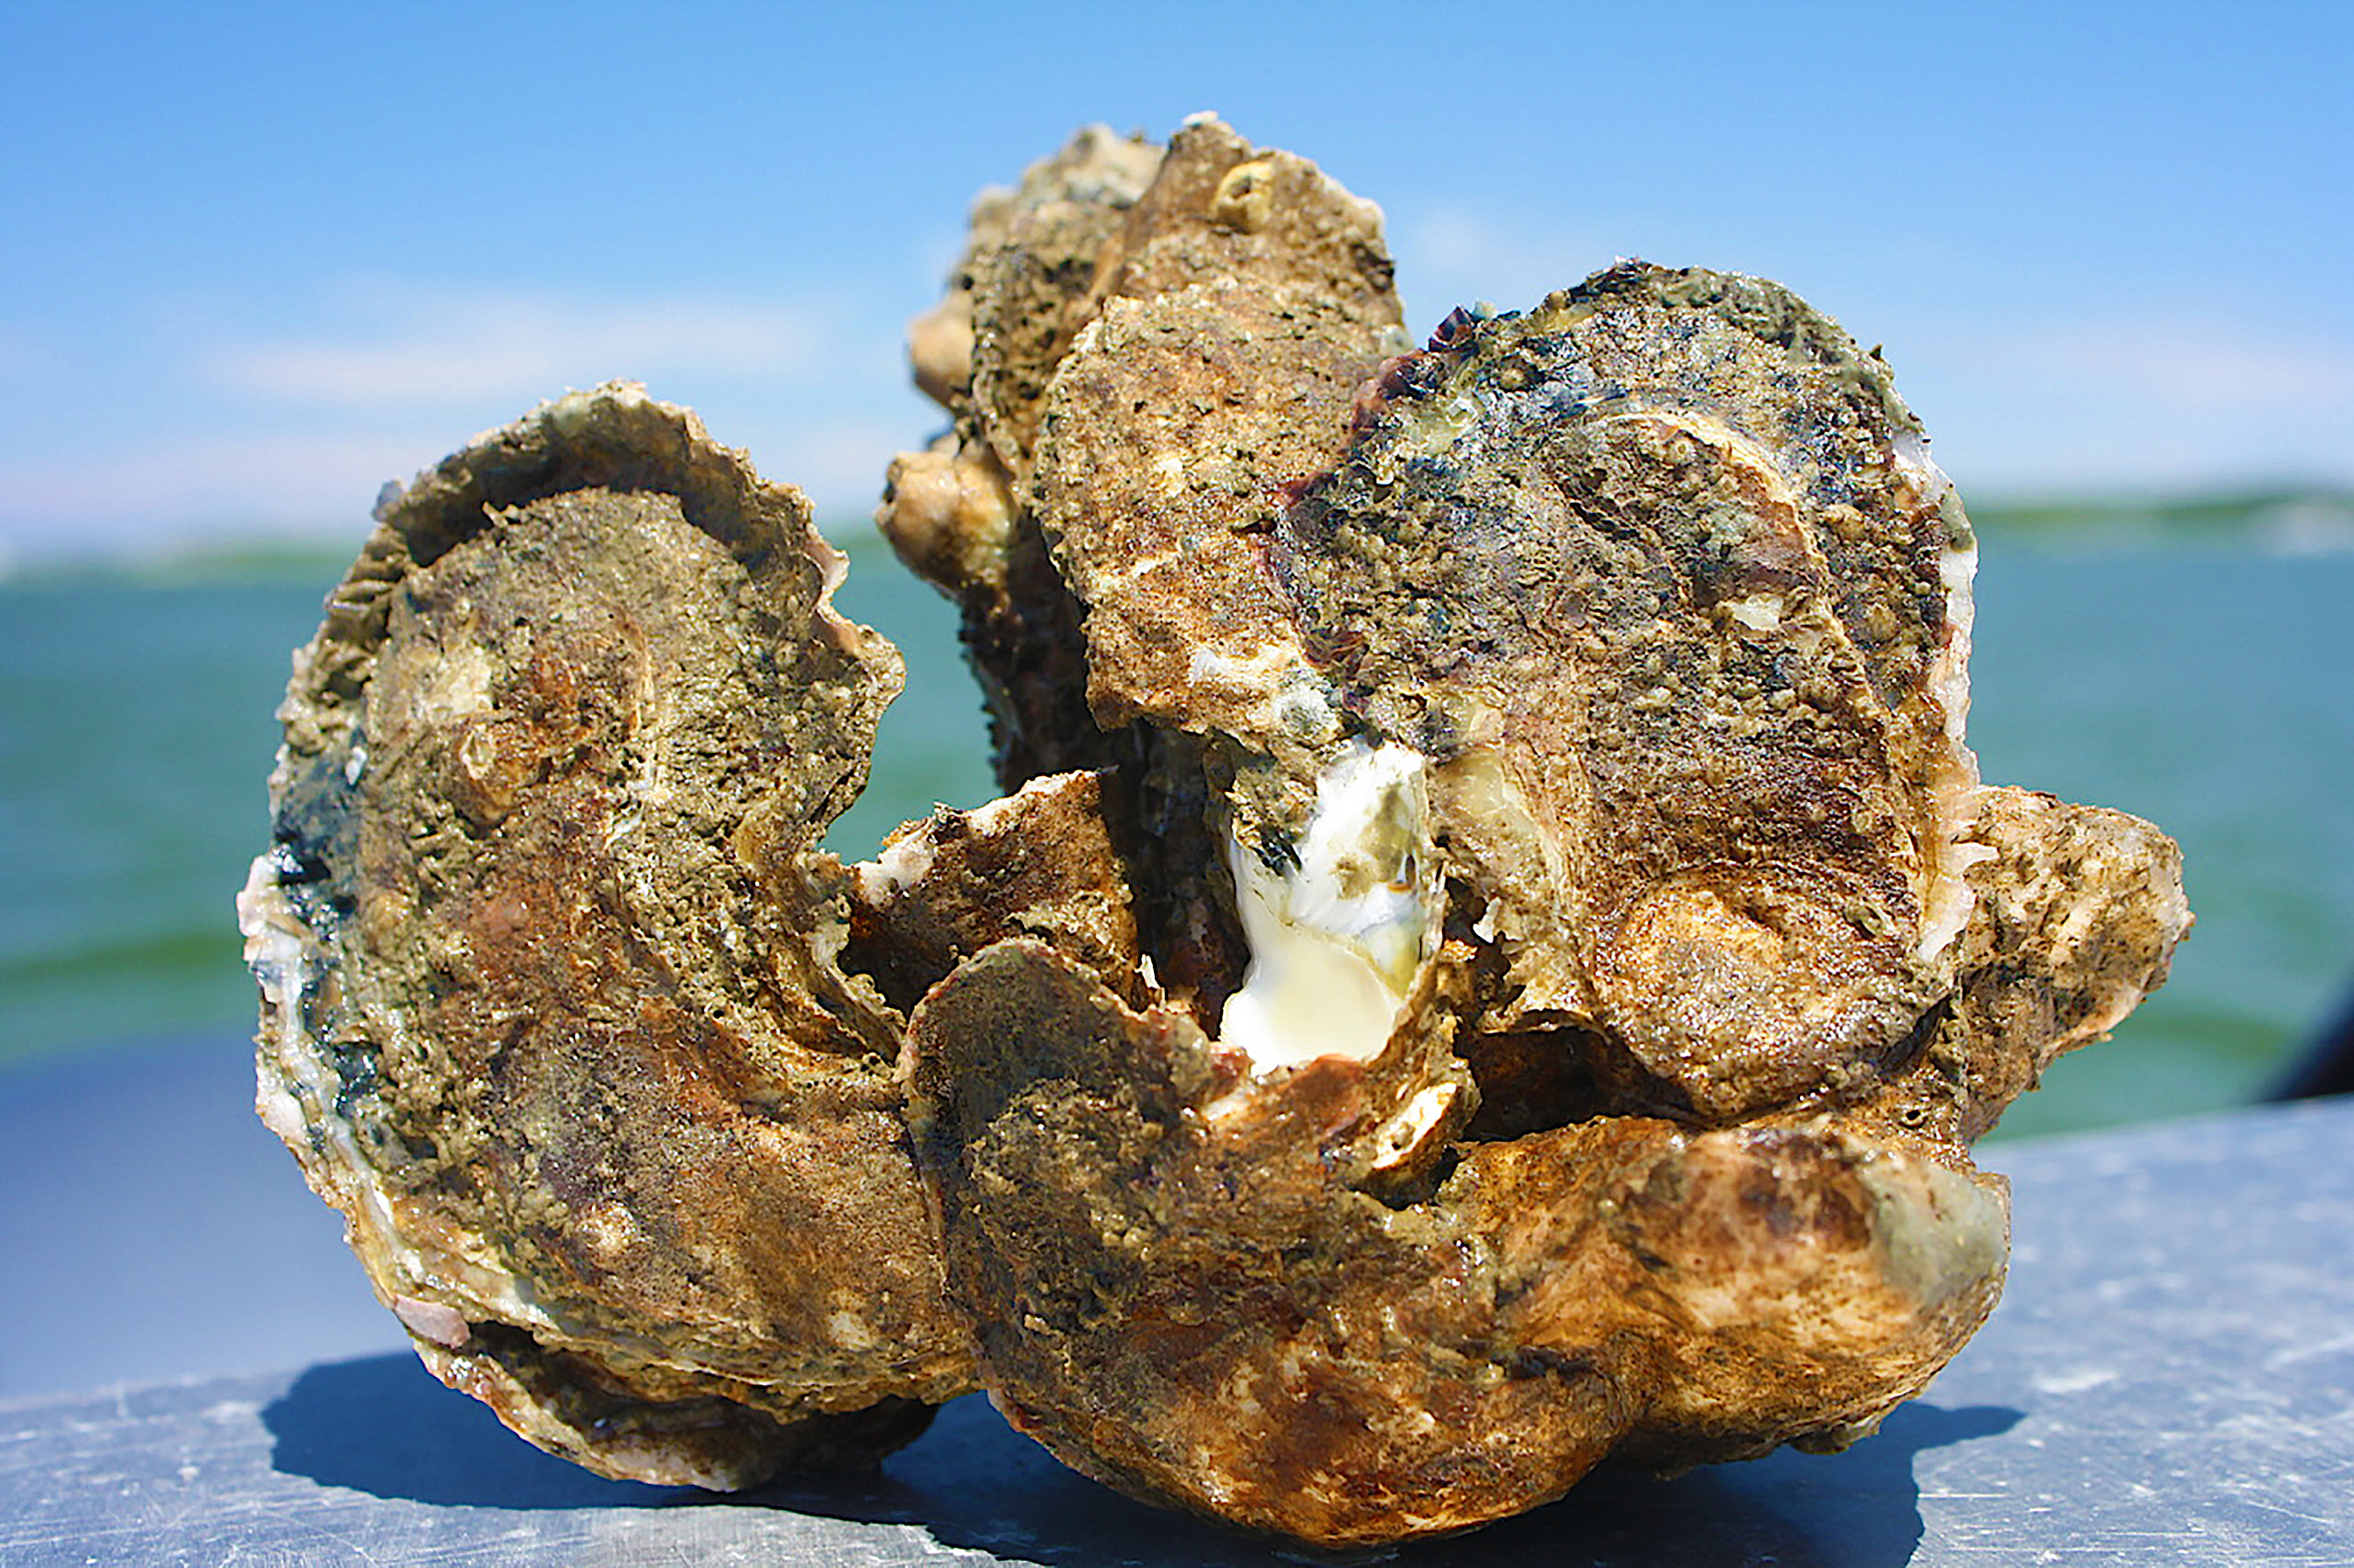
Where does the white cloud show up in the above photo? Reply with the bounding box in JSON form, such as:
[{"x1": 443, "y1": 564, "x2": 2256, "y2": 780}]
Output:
[
  {"x1": 2015, "y1": 319, "x2": 2354, "y2": 411},
  {"x1": 0, "y1": 428, "x2": 439, "y2": 539},
  {"x1": 204, "y1": 281, "x2": 823, "y2": 408},
  {"x1": 0, "y1": 404, "x2": 938, "y2": 554},
  {"x1": 753, "y1": 415, "x2": 928, "y2": 521},
  {"x1": 1890, "y1": 310, "x2": 2354, "y2": 495},
  {"x1": 0, "y1": 393, "x2": 937, "y2": 562},
  {"x1": 0, "y1": 277, "x2": 936, "y2": 557}
]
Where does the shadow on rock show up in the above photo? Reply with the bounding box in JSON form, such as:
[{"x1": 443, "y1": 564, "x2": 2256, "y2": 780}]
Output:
[
  {"x1": 269, "y1": 1356, "x2": 2018, "y2": 1563},
  {"x1": 263, "y1": 1352, "x2": 693, "y2": 1510},
  {"x1": 756, "y1": 1394, "x2": 2025, "y2": 1568},
  {"x1": 1663, "y1": 1401, "x2": 2027, "y2": 1568}
]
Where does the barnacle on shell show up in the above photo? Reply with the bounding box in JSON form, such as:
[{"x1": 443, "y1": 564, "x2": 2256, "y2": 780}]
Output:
[{"x1": 247, "y1": 118, "x2": 2191, "y2": 1548}]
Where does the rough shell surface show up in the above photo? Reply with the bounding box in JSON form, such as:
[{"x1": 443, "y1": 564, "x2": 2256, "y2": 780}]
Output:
[
  {"x1": 238, "y1": 383, "x2": 975, "y2": 1489},
  {"x1": 1275, "y1": 263, "x2": 1986, "y2": 1122},
  {"x1": 882, "y1": 113, "x2": 1407, "y2": 795},
  {"x1": 907, "y1": 939, "x2": 2007, "y2": 1544}
]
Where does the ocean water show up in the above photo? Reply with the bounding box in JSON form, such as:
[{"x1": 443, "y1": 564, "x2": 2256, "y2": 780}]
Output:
[{"x1": 1, "y1": 525, "x2": 2347, "y2": 1143}]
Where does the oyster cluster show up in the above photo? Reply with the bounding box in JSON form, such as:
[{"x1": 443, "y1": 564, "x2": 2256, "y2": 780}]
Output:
[{"x1": 240, "y1": 115, "x2": 2191, "y2": 1547}]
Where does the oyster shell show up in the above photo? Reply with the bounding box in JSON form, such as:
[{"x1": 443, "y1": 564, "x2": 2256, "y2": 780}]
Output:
[
  {"x1": 237, "y1": 384, "x2": 975, "y2": 1488},
  {"x1": 882, "y1": 112, "x2": 1407, "y2": 792},
  {"x1": 1275, "y1": 263, "x2": 1986, "y2": 1122},
  {"x1": 843, "y1": 768, "x2": 1148, "y2": 1016},
  {"x1": 882, "y1": 112, "x2": 1416, "y2": 1021},
  {"x1": 907, "y1": 941, "x2": 2009, "y2": 1545}
]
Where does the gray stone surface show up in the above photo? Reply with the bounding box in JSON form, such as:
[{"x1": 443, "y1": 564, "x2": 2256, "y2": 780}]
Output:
[
  {"x1": 1, "y1": 1066, "x2": 2348, "y2": 1564},
  {"x1": 0, "y1": 1036, "x2": 402, "y2": 1400}
]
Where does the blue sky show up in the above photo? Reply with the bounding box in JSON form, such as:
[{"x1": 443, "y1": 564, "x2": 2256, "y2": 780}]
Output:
[{"x1": 4, "y1": 0, "x2": 2348, "y2": 559}]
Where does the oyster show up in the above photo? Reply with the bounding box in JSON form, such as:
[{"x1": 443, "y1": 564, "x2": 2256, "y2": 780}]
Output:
[
  {"x1": 895, "y1": 208, "x2": 2191, "y2": 1538},
  {"x1": 883, "y1": 113, "x2": 1406, "y2": 780},
  {"x1": 237, "y1": 384, "x2": 975, "y2": 1488},
  {"x1": 246, "y1": 119, "x2": 2191, "y2": 1550}
]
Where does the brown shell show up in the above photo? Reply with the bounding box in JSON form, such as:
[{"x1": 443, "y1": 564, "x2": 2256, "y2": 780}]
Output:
[
  {"x1": 1031, "y1": 278, "x2": 1387, "y2": 742},
  {"x1": 904, "y1": 938, "x2": 2008, "y2": 1546},
  {"x1": 1277, "y1": 263, "x2": 1985, "y2": 1121},
  {"x1": 882, "y1": 113, "x2": 1407, "y2": 794},
  {"x1": 239, "y1": 384, "x2": 974, "y2": 1488}
]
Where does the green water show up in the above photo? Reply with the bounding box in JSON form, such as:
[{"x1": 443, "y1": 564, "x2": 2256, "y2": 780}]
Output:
[
  {"x1": 1964, "y1": 541, "x2": 2353, "y2": 1136},
  {"x1": 2, "y1": 526, "x2": 2347, "y2": 1142}
]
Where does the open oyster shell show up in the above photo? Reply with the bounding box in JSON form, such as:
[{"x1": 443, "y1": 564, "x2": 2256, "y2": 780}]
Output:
[
  {"x1": 892, "y1": 138, "x2": 2191, "y2": 1544},
  {"x1": 906, "y1": 940, "x2": 2010, "y2": 1545}
]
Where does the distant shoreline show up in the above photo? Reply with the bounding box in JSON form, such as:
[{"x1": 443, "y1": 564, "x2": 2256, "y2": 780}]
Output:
[
  {"x1": 8, "y1": 487, "x2": 2354, "y2": 588},
  {"x1": 1967, "y1": 485, "x2": 2354, "y2": 550}
]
